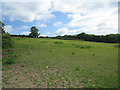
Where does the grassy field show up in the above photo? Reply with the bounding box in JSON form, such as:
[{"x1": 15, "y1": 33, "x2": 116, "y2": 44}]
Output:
[{"x1": 2, "y1": 37, "x2": 118, "y2": 88}]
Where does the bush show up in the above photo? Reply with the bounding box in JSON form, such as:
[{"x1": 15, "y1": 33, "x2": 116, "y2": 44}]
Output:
[
  {"x1": 2, "y1": 33, "x2": 14, "y2": 49},
  {"x1": 114, "y1": 45, "x2": 120, "y2": 48},
  {"x1": 75, "y1": 45, "x2": 91, "y2": 49},
  {"x1": 2, "y1": 57, "x2": 15, "y2": 65},
  {"x1": 54, "y1": 41, "x2": 64, "y2": 44},
  {"x1": 41, "y1": 41, "x2": 48, "y2": 43}
]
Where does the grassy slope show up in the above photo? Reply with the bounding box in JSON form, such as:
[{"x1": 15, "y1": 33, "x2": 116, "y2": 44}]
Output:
[{"x1": 2, "y1": 37, "x2": 118, "y2": 88}]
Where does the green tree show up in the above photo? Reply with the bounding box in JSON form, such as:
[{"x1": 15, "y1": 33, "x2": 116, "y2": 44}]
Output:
[
  {"x1": 0, "y1": 21, "x2": 5, "y2": 33},
  {"x1": 29, "y1": 26, "x2": 40, "y2": 38},
  {"x1": 0, "y1": 21, "x2": 14, "y2": 49},
  {"x1": 2, "y1": 33, "x2": 14, "y2": 49},
  {"x1": 77, "y1": 32, "x2": 86, "y2": 40}
]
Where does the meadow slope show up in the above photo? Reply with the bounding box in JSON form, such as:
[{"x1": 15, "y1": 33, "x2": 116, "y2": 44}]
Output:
[{"x1": 2, "y1": 37, "x2": 118, "y2": 88}]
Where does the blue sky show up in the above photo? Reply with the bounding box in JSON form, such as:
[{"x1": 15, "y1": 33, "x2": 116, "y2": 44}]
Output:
[
  {"x1": 1, "y1": 0, "x2": 119, "y2": 37},
  {"x1": 3, "y1": 11, "x2": 72, "y2": 36}
]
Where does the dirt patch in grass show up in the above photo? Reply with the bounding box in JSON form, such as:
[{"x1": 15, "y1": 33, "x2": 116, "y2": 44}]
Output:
[
  {"x1": 2, "y1": 48, "x2": 18, "y2": 57},
  {"x1": 2, "y1": 48, "x2": 20, "y2": 65},
  {"x1": 2, "y1": 63, "x2": 96, "y2": 88},
  {"x1": 3, "y1": 48, "x2": 18, "y2": 52}
]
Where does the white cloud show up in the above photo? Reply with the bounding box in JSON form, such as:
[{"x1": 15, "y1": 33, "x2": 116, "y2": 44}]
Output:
[
  {"x1": 4, "y1": 25, "x2": 13, "y2": 33},
  {"x1": 66, "y1": 6, "x2": 118, "y2": 35},
  {"x1": 47, "y1": 32, "x2": 51, "y2": 35},
  {"x1": 51, "y1": 1, "x2": 118, "y2": 35},
  {"x1": 40, "y1": 32, "x2": 51, "y2": 37},
  {"x1": 55, "y1": 28, "x2": 68, "y2": 36},
  {"x1": 39, "y1": 24, "x2": 47, "y2": 27},
  {"x1": 2, "y1": 0, "x2": 120, "y2": 2},
  {"x1": 67, "y1": 14, "x2": 72, "y2": 18},
  {"x1": 55, "y1": 2, "x2": 118, "y2": 35},
  {"x1": 21, "y1": 31, "x2": 30, "y2": 35},
  {"x1": 40, "y1": 35, "x2": 46, "y2": 37},
  {"x1": 17, "y1": 26, "x2": 29, "y2": 29},
  {"x1": 2, "y1": 0, "x2": 119, "y2": 35},
  {"x1": 54, "y1": 21, "x2": 62, "y2": 27},
  {"x1": 55, "y1": 27, "x2": 82, "y2": 36},
  {"x1": 34, "y1": 22, "x2": 47, "y2": 28},
  {"x1": 3, "y1": 0, "x2": 54, "y2": 22}
]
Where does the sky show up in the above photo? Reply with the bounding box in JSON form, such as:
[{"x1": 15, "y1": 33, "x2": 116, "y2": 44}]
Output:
[{"x1": 0, "y1": 0, "x2": 119, "y2": 37}]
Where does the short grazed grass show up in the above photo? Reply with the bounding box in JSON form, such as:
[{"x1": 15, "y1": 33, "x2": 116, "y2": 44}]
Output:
[{"x1": 2, "y1": 37, "x2": 118, "y2": 88}]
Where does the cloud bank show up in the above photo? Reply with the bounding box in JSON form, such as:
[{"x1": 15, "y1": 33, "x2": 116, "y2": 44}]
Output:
[{"x1": 2, "y1": 0, "x2": 118, "y2": 35}]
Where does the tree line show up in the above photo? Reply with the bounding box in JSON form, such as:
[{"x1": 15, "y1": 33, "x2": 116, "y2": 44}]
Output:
[
  {"x1": 53, "y1": 32, "x2": 120, "y2": 43},
  {"x1": 1, "y1": 21, "x2": 119, "y2": 44}
]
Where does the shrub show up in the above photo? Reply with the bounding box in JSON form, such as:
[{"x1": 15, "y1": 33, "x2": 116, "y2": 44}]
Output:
[
  {"x1": 2, "y1": 33, "x2": 14, "y2": 49},
  {"x1": 54, "y1": 41, "x2": 64, "y2": 44},
  {"x1": 41, "y1": 41, "x2": 48, "y2": 43},
  {"x1": 2, "y1": 57, "x2": 15, "y2": 65},
  {"x1": 75, "y1": 45, "x2": 91, "y2": 49},
  {"x1": 114, "y1": 45, "x2": 120, "y2": 48}
]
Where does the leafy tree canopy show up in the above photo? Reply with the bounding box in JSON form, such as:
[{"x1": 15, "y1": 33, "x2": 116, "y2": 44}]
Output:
[
  {"x1": 29, "y1": 26, "x2": 40, "y2": 38},
  {"x1": 0, "y1": 21, "x2": 5, "y2": 33}
]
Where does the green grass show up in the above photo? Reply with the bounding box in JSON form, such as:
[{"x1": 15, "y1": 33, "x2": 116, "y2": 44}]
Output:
[{"x1": 2, "y1": 37, "x2": 118, "y2": 88}]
